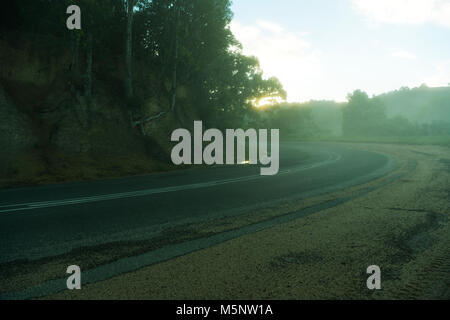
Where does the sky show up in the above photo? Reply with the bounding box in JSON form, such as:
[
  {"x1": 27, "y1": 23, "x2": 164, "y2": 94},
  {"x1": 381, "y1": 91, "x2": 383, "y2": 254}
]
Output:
[{"x1": 230, "y1": 0, "x2": 450, "y2": 102}]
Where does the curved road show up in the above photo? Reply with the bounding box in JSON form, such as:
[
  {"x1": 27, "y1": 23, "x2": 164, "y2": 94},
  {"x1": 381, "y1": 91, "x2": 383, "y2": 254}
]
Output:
[{"x1": 0, "y1": 142, "x2": 395, "y2": 263}]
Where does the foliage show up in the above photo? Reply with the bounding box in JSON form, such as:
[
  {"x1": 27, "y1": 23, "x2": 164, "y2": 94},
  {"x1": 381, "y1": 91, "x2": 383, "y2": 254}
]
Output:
[{"x1": 1, "y1": 0, "x2": 285, "y2": 130}]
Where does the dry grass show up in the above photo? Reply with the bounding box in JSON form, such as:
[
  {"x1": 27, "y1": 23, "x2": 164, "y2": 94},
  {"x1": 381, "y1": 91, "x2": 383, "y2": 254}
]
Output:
[{"x1": 0, "y1": 149, "x2": 175, "y2": 189}]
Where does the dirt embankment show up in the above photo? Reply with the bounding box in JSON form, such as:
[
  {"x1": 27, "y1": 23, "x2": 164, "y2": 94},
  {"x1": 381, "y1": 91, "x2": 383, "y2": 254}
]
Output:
[
  {"x1": 0, "y1": 37, "x2": 178, "y2": 188},
  {"x1": 42, "y1": 143, "x2": 449, "y2": 300}
]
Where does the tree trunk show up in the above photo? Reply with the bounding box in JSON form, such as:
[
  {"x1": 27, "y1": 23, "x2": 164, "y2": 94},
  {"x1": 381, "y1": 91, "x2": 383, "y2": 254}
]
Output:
[
  {"x1": 170, "y1": 34, "x2": 178, "y2": 112},
  {"x1": 69, "y1": 36, "x2": 80, "y2": 92},
  {"x1": 125, "y1": 0, "x2": 135, "y2": 100},
  {"x1": 170, "y1": 4, "x2": 181, "y2": 113},
  {"x1": 85, "y1": 33, "x2": 93, "y2": 99}
]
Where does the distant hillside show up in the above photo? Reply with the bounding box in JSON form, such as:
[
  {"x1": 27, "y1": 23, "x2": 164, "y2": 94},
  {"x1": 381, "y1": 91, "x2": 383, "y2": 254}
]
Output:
[{"x1": 376, "y1": 85, "x2": 450, "y2": 124}]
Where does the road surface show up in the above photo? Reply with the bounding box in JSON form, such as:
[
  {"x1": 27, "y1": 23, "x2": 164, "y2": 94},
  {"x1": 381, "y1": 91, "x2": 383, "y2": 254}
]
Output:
[{"x1": 0, "y1": 142, "x2": 394, "y2": 264}]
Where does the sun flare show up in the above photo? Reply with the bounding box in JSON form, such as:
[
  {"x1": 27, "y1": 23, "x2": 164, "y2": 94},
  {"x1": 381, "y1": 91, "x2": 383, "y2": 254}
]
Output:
[{"x1": 252, "y1": 96, "x2": 284, "y2": 108}]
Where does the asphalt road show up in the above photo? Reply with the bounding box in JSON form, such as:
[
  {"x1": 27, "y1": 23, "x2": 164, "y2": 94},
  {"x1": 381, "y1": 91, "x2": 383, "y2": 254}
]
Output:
[{"x1": 0, "y1": 142, "x2": 394, "y2": 264}]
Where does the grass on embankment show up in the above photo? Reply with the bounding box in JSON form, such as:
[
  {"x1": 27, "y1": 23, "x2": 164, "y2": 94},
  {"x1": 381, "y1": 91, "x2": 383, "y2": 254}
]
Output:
[{"x1": 283, "y1": 135, "x2": 450, "y2": 147}]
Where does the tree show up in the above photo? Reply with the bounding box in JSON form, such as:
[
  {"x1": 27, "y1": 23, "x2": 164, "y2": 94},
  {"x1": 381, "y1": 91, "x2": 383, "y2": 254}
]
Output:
[
  {"x1": 343, "y1": 90, "x2": 387, "y2": 137},
  {"x1": 169, "y1": 1, "x2": 181, "y2": 113},
  {"x1": 125, "y1": 0, "x2": 138, "y2": 99}
]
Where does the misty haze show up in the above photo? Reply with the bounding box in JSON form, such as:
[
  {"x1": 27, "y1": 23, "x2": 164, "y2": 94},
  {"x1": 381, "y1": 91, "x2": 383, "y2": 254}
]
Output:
[{"x1": 0, "y1": 0, "x2": 449, "y2": 302}]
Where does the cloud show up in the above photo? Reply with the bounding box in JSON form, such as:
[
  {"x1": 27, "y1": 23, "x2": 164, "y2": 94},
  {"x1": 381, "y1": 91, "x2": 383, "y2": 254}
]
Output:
[
  {"x1": 351, "y1": 0, "x2": 450, "y2": 28},
  {"x1": 390, "y1": 49, "x2": 417, "y2": 60},
  {"x1": 230, "y1": 20, "x2": 322, "y2": 102},
  {"x1": 256, "y1": 20, "x2": 285, "y2": 34}
]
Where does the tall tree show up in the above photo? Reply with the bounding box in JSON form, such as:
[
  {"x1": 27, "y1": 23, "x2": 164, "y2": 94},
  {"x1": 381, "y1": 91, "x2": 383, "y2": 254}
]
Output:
[
  {"x1": 343, "y1": 90, "x2": 387, "y2": 137},
  {"x1": 84, "y1": 33, "x2": 93, "y2": 98},
  {"x1": 125, "y1": 0, "x2": 137, "y2": 99},
  {"x1": 170, "y1": 1, "x2": 181, "y2": 113}
]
